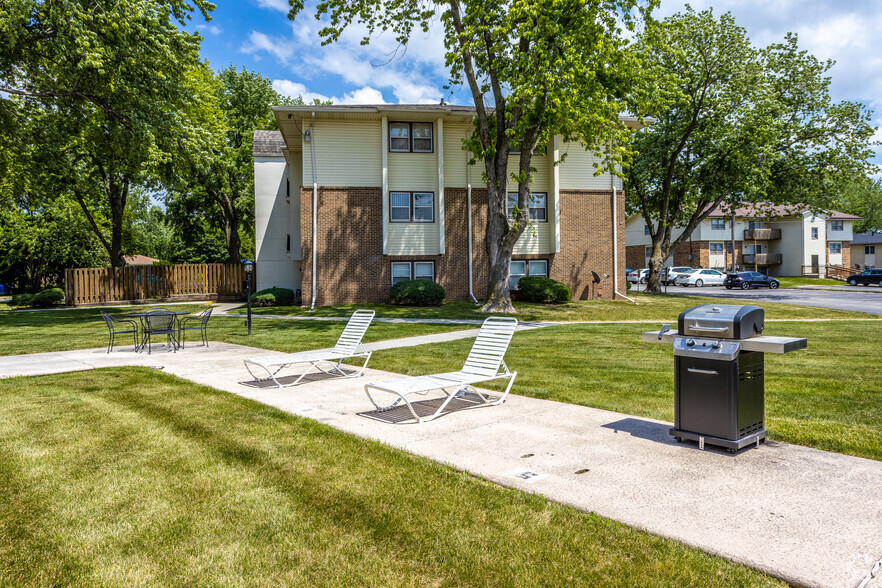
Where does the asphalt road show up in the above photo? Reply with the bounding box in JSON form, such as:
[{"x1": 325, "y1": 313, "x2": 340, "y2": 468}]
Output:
[{"x1": 631, "y1": 283, "x2": 882, "y2": 315}]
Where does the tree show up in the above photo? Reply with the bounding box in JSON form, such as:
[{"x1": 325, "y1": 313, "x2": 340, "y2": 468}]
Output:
[
  {"x1": 1, "y1": 0, "x2": 215, "y2": 267},
  {"x1": 625, "y1": 9, "x2": 876, "y2": 292},
  {"x1": 288, "y1": 0, "x2": 651, "y2": 312},
  {"x1": 834, "y1": 176, "x2": 882, "y2": 233},
  {"x1": 167, "y1": 65, "x2": 306, "y2": 263}
]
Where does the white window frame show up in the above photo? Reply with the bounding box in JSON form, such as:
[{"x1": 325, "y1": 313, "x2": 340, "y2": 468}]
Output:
[
  {"x1": 391, "y1": 261, "x2": 435, "y2": 286},
  {"x1": 709, "y1": 242, "x2": 724, "y2": 255},
  {"x1": 829, "y1": 242, "x2": 842, "y2": 254},
  {"x1": 509, "y1": 259, "x2": 549, "y2": 290},
  {"x1": 711, "y1": 218, "x2": 726, "y2": 230},
  {"x1": 507, "y1": 192, "x2": 548, "y2": 222},
  {"x1": 388, "y1": 122, "x2": 433, "y2": 153},
  {"x1": 389, "y1": 191, "x2": 435, "y2": 223},
  {"x1": 867, "y1": 245, "x2": 876, "y2": 255},
  {"x1": 831, "y1": 220, "x2": 844, "y2": 231},
  {"x1": 811, "y1": 227, "x2": 819, "y2": 240}
]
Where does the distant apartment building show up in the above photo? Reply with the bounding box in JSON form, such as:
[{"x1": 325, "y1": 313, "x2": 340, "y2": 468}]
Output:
[
  {"x1": 253, "y1": 105, "x2": 640, "y2": 306},
  {"x1": 850, "y1": 231, "x2": 882, "y2": 269},
  {"x1": 625, "y1": 203, "x2": 861, "y2": 277}
]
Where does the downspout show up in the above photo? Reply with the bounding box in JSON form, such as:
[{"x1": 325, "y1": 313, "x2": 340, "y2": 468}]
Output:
[
  {"x1": 466, "y1": 153, "x2": 478, "y2": 304},
  {"x1": 309, "y1": 112, "x2": 318, "y2": 310},
  {"x1": 612, "y1": 171, "x2": 636, "y2": 303}
]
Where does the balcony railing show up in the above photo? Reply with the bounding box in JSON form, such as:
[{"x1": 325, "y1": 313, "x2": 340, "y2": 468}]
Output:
[
  {"x1": 743, "y1": 228, "x2": 782, "y2": 240},
  {"x1": 742, "y1": 253, "x2": 782, "y2": 265}
]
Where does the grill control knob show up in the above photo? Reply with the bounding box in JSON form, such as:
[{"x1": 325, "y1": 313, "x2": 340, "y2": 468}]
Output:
[{"x1": 686, "y1": 339, "x2": 695, "y2": 347}]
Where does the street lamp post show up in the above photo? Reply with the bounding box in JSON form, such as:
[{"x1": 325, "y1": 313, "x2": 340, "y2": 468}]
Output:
[{"x1": 244, "y1": 260, "x2": 253, "y2": 336}]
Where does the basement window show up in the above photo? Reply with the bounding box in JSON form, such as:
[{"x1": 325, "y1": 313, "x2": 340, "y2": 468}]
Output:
[{"x1": 509, "y1": 259, "x2": 548, "y2": 290}]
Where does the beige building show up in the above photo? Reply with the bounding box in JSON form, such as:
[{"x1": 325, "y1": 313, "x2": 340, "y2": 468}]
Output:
[
  {"x1": 254, "y1": 104, "x2": 640, "y2": 305},
  {"x1": 850, "y1": 231, "x2": 882, "y2": 269},
  {"x1": 625, "y1": 203, "x2": 861, "y2": 277}
]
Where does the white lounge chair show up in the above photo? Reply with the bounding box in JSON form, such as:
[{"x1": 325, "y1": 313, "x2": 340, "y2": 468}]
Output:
[
  {"x1": 244, "y1": 310, "x2": 375, "y2": 387},
  {"x1": 364, "y1": 316, "x2": 518, "y2": 423}
]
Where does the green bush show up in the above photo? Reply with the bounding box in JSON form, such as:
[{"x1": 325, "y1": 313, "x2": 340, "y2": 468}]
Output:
[
  {"x1": 626, "y1": 280, "x2": 632, "y2": 290},
  {"x1": 10, "y1": 293, "x2": 34, "y2": 307},
  {"x1": 390, "y1": 280, "x2": 445, "y2": 306},
  {"x1": 517, "y1": 276, "x2": 571, "y2": 303},
  {"x1": 32, "y1": 288, "x2": 65, "y2": 307},
  {"x1": 252, "y1": 287, "x2": 296, "y2": 307}
]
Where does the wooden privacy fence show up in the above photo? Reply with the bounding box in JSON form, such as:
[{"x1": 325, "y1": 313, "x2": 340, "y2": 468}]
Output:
[{"x1": 65, "y1": 263, "x2": 251, "y2": 306}]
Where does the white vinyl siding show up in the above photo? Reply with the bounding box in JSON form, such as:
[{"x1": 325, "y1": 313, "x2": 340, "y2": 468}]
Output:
[
  {"x1": 302, "y1": 120, "x2": 381, "y2": 186},
  {"x1": 388, "y1": 151, "x2": 436, "y2": 191},
  {"x1": 507, "y1": 152, "x2": 550, "y2": 194},
  {"x1": 387, "y1": 224, "x2": 440, "y2": 255},
  {"x1": 513, "y1": 223, "x2": 554, "y2": 254},
  {"x1": 557, "y1": 140, "x2": 618, "y2": 189},
  {"x1": 443, "y1": 123, "x2": 484, "y2": 187}
]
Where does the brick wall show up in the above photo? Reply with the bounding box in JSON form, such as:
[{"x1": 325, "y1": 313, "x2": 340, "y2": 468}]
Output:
[
  {"x1": 841, "y1": 243, "x2": 851, "y2": 268},
  {"x1": 300, "y1": 186, "x2": 625, "y2": 305}
]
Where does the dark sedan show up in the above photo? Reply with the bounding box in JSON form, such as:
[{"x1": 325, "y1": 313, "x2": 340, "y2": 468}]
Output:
[
  {"x1": 847, "y1": 268, "x2": 882, "y2": 286},
  {"x1": 725, "y1": 272, "x2": 780, "y2": 290}
]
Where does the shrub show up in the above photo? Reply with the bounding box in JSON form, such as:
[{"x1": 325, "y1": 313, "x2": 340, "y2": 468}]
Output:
[
  {"x1": 31, "y1": 288, "x2": 65, "y2": 307},
  {"x1": 517, "y1": 276, "x2": 571, "y2": 303},
  {"x1": 10, "y1": 293, "x2": 34, "y2": 307},
  {"x1": 390, "y1": 280, "x2": 445, "y2": 306},
  {"x1": 626, "y1": 280, "x2": 632, "y2": 291},
  {"x1": 252, "y1": 287, "x2": 296, "y2": 307}
]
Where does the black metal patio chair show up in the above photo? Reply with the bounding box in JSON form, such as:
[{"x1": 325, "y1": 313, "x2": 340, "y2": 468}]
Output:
[
  {"x1": 100, "y1": 312, "x2": 139, "y2": 353},
  {"x1": 179, "y1": 307, "x2": 212, "y2": 348},
  {"x1": 143, "y1": 310, "x2": 178, "y2": 354}
]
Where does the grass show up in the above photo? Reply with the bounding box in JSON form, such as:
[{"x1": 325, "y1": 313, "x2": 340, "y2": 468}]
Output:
[
  {"x1": 367, "y1": 320, "x2": 882, "y2": 462},
  {"x1": 245, "y1": 291, "x2": 873, "y2": 322},
  {"x1": 776, "y1": 277, "x2": 845, "y2": 288},
  {"x1": 0, "y1": 304, "x2": 466, "y2": 357},
  {"x1": 0, "y1": 368, "x2": 781, "y2": 587}
]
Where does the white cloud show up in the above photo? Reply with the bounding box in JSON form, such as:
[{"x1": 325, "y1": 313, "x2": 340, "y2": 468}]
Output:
[
  {"x1": 272, "y1": 80, "x2": 331, "y2": 104},
  {"x1": 338, "y1": 87, "x2": 387, "y2": 104},
  {"x1": 202, "y1": 24, "x2": 222, "y2": 35},
  {"x1": 254, "y1": 0, "x2": 289, "y2": 13},
  {"x1": 242, "y1": 31, "x2": 294, "y2": 62}
]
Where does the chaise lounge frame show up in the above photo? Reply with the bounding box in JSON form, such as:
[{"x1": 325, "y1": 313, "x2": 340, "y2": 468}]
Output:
[
  {"x1": 364, "y1": 316, "x2": 518, "y2": 423},
  {"x1": 244, "y1": 310, "x2": 375, "y2": 388}
]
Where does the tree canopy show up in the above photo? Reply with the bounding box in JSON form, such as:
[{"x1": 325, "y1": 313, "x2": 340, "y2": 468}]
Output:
[{"x1": 625, "y1": 9, "x2": 877, "y2": 291}]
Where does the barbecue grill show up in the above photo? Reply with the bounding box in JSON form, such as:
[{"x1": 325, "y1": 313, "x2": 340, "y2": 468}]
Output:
[{"x1": 644, "y1": 304, "x2": 807, "y2": 453}]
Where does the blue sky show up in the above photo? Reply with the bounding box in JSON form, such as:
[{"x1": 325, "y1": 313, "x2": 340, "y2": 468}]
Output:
[{"x1": 193, "y1": 0, "x2": 882, "y2": 167}]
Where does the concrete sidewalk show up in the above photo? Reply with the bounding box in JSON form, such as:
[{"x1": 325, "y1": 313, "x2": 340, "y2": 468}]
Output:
[{"x1": 1, "y1": 343, "x2": 880, "y2": 588}]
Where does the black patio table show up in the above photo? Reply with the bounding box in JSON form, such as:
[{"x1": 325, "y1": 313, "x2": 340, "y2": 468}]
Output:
[{"x1": 124, "y1": 311, "x2": 191, "y2": 352}]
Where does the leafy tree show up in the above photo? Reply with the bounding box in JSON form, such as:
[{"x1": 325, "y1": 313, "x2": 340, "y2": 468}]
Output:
[
  {"x1": 835, "y1": 176, "x2": 882, "y2": 233},
  {"x1": 288, "y1": 0, "x2": 652, "y2": 312},
  {"x1": 625, "y1": 9, "x2": 877, "y2": 292},
  {"x1": 1, "y1": 0, "x2": 216, "y2": 267}
]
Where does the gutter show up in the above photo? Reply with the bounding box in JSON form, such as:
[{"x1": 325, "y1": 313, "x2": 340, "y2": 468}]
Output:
[
  {"x1": 309, "y1": 112, "x2": 318, "y2": 310},
  {"x1": 612, "y1": 170, "x2": 636, "y2": 303},
  {"x1": 466, "y1": 153, "x2": 478, "y2": 304}
]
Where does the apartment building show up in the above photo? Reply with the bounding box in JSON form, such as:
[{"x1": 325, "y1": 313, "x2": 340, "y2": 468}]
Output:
[
  {"x1": 254, "y1": 104, "x2": 637, "y2": 306},
  {"x1": 625, "y1": 203, "x2": 861, "y2": 277},
  {"x1": 851, "y1": 231, "x2": 881, "y2": 269}
]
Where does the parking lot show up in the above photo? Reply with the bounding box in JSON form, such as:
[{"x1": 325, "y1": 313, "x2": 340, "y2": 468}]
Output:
[{"x1": 631, "y1": 282, "x2": 882, "y2": 315}]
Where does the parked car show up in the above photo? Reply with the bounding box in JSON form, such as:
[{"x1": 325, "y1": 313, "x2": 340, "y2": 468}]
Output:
[
  {"x1": 627, "y1": 268, "x2": 649, "y2": 284},
  {"x1": 678, "y1": 269, "x2": 726, "y2": 287},
  {"x1": 847, "y1": 268, "x2": 882, "y2": 286},
  {"x1": 725, "y1": 272, "x2": 780, "y2": 290},
  {"x1": 663, "y1": 267, "x2": 694, "y2": 286}
]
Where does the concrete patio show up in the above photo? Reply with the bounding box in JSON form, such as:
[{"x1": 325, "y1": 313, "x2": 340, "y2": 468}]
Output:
[{"x1": 1, "y1": 342, "x2": 880, "y2": 588}]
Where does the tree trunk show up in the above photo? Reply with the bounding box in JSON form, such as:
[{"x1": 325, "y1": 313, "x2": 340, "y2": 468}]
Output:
[
  {"x1": 108, "y1": 178, "x2": 128, "y2": 268},
  {"x1": 646, "y1": 240, "x2": 670, "y2": 293},
  {"x1": 226, "y1": 208, "x2": 241, "y2": 263}
]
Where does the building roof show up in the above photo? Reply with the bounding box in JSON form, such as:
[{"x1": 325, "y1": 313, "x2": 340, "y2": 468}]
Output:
[
  {"x1": 706, "y1": 202, "x2": 862, "y2": 220},
  {"x1": 852, "y1": 230, "x2": 882, "y2": 245},
  {"x1": 253, "y1": 130, "x2": 286, "y2": 156},
  {"x1": 123, "y1": 255, "x2": 159, "y2": 266}
]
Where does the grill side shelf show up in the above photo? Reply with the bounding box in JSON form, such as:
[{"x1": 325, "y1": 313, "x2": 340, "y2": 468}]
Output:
[{"x1": 642, "y1": 330, "x2": 807, "y2": 354}]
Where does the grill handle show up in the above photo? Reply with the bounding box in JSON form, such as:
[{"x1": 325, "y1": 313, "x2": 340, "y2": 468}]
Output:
[
  {"x1": 687, "y1": 367, "x2": 719, "y2": 375},
  {"x1": 688, "y1": 325, "x2": 729, "y2": 332}
]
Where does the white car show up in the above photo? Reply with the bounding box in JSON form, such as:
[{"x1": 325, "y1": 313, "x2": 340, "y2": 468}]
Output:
[
  {"x1": 627, "y1": 268, "x2": 649, "y2": 283},
  {"x1": 678, "y1": 269, "x2": 726, "y2": 287},
  {"x1": 664, "y1": 266, "x2": 694, "y2": 285}
]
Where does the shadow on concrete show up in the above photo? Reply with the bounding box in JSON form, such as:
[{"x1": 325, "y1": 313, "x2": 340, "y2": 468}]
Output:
[
  {"x1": 358, "y1": 391, "x2": 501, "y2": 424},
  {"x1": 239, "y1": 366, "x2": 362, "y2": 389}
]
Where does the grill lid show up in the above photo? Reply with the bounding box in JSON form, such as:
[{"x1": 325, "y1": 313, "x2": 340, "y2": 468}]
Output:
[{"x1": 677, "y1": 304, "x2": 764, "y2": 339}]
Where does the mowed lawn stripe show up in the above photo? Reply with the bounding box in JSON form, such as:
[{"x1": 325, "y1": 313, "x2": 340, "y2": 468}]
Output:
[{"x1": 0, "y1": 368, "x2": 780, "y2": 587}]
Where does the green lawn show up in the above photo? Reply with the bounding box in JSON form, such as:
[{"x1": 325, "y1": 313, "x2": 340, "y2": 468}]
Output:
[
  {"x1": 776, "y1": 277, "x2": 845, "y2": 288},
  {"x1": 245, "y1": 291, "x2": 872, "y2": 322},
  {"x1": 367, "y1": 321, "x2": 882, "y2": 462},
  {"x1": 0, "y1": 304, "x2": 466, "y2": 357},
  {"x1": 0, "y1": 368, "x2": 780, "y2": 587}
]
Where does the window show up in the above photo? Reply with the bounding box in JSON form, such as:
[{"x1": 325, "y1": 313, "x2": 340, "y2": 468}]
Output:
[
  {"x1": 811, "y1": 227, "x2": 819, "y2": 240},
  {"x1": 644, "y1": 246, "x2": 652, "y2": 260},
  {"x1": 829, "y1": 242, "x2": 842, "y2": 254},
  {"x1": 865, "y1": 245, "x2": 875, "y2": 255},
  {"x1": 507, "y1": 192, "x2": 548, "y2": 222},
  {"x1": 389, "y1": 122, "x2": 433, "y2": 153},
  {"x1": 709, "y1": 242, "x2": 724, "y2": 255},
  {"x1": 644, "y1": 224, "x2": 651, "y2": 235},
  {"x1": 391, "y1": 261, "x2": 435, "y2": 285},
  {"x1": 831, "y1": 220, "x2": 844, "y2": 231},
  {"x1": 389, "y1": 192, "x2": 434, "y2": 223},
  {"x1": 286, "y1": 234, "x2": 291, "y2": 253},
  {"x1": 711, "y1": 218, "x2": 726, "y2": 230},
  {"x1": 509, "y1": 259, "x2": 548, "y2": 289},
  {"x1": 748, "y1": 220, "x2": 762, "y2": 230}
]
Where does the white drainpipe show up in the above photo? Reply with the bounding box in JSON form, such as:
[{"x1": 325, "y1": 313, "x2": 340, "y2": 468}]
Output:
[
  {"x1": 466, "y1": 154, "x2": 478, "y2": 304},
  {"x1": 612, "y1": 171, "x2": 636, "y2": 303},
  {"x1": 309, "y1": 112, "x2": 318, "y2": 310}
]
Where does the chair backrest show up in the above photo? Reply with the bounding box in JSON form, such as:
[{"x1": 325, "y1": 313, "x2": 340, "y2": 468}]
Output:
[
  {"x1": 145, "y1": 311, "x2": 175, "y2": 331},
  {"x1": 198, "y1": 307, "x2": 213, "y2": 325},
  {"x1": 331, "y1": 310, "x2": 376, "y2": 355},
  {"x1": 100, "y1": 311, "x2": 115, "y2": 329},
  {"x1": 461, "y1": 317, "x2": 518, "y2": 377}
]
